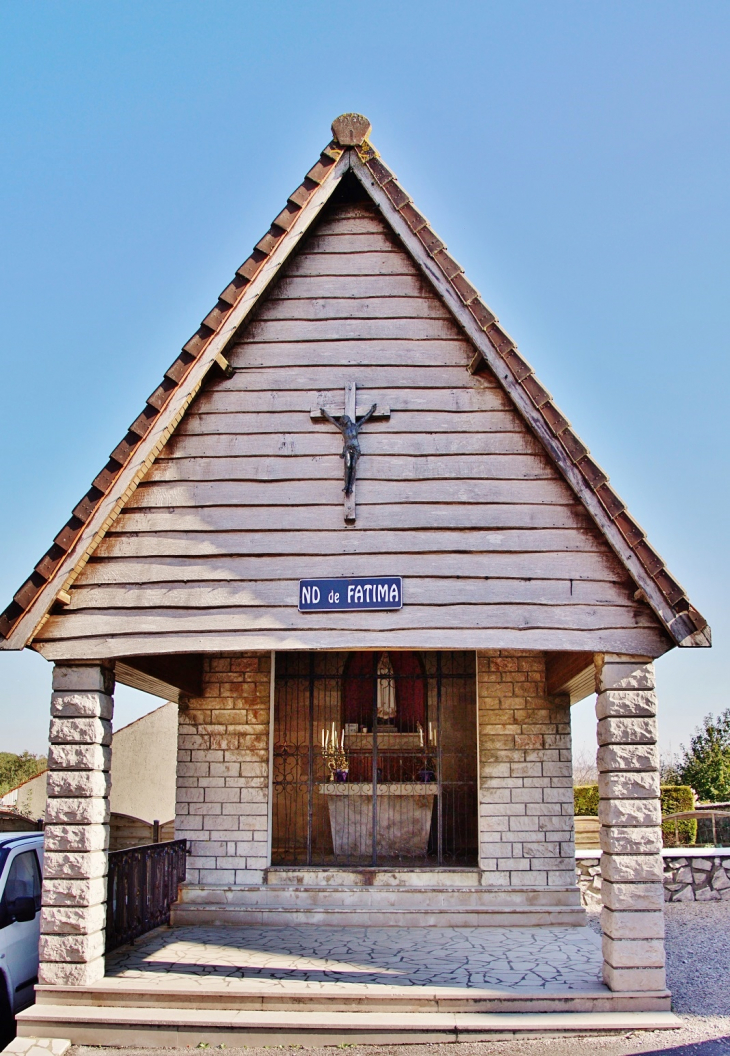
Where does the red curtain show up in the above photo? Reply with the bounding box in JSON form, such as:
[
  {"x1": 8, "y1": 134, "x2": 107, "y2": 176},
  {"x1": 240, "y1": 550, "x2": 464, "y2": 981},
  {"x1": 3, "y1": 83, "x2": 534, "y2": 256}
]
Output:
[
  {"x1": 342, "y1": 652, "x2": 426, "y2": 731},
  {"x1": 342, "y1": 652, "x2": 377, "y2": 729},
  {"x1": 390, "y1": 652, "x2": 426, "y2": 731}
]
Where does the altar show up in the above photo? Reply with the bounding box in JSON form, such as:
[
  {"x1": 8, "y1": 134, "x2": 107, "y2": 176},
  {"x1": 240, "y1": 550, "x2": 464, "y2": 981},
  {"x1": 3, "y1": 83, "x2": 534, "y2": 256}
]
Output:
[{"x1": 318, "y1": 782, "x2": 437, "y2": 859}]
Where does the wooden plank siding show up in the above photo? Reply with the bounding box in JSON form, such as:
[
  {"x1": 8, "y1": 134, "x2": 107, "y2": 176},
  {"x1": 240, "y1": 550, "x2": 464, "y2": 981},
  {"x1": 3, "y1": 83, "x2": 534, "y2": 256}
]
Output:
[{"x1": 34, "y1": 200, "x2": 669, "y2": 660}]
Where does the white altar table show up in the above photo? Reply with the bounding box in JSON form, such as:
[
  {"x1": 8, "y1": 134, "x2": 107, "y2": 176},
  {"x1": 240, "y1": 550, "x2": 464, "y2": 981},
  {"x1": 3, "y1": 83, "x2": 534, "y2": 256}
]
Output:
[{"x1": 318, "y1": 782, "x2": 437, "y2": 858}]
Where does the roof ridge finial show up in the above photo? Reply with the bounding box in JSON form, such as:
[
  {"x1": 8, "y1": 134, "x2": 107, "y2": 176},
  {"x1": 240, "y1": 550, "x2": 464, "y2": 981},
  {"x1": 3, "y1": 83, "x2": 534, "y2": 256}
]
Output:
[{"x1": 331, "y1": 113, "x2": 371, "y2": 147}]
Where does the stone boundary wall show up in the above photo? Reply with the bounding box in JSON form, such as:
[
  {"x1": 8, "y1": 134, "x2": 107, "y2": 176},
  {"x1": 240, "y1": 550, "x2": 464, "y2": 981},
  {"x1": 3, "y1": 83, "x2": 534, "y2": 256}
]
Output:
[{"x1": 577, "y1": 850, "x2": 730, "y2": 904}]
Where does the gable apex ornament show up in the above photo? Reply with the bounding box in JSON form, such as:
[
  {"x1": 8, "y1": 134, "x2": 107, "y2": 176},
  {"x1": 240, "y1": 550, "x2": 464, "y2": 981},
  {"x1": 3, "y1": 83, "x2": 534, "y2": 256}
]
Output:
[{"x1": 331, "y1": 113, "x2": 372, "y2": 147}]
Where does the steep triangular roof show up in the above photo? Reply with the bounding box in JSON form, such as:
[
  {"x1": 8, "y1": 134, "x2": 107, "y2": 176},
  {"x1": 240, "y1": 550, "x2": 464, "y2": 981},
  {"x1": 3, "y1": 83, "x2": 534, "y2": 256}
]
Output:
[{"x1": 0, "y1": 113, "x2": 709, "y2": 652}]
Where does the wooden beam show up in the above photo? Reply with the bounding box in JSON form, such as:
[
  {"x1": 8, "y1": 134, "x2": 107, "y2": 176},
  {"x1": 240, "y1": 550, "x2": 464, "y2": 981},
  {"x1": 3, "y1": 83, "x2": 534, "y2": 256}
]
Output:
[
  {"x1": 116, "y1": 653, "x2": 204, "y2": 702},
  {"x1": 545, "y1": 651, "x2": 595, "y2": 704},
  {"x1": 213, "y1": 352, "x2": 234, "y2": 377}
]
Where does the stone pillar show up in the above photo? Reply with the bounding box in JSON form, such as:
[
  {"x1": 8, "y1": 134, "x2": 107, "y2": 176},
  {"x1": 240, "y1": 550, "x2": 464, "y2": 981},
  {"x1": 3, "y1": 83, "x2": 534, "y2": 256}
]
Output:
[
  {"x1": 597, "y1": 654, "x2": 666, "y2": 993},
  {"x1": 39, "y1": 663, "x2": 114, "y2": 986}
]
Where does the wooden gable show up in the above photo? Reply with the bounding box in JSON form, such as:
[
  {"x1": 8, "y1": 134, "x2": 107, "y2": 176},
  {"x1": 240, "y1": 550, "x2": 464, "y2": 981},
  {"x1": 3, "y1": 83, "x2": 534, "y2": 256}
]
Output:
[
  {"x1": 31, "y1": 184, "x2": 670, "y2": 660},
  {"x1": 0, "y1": 115, "x2": 708, "y2": 658}
]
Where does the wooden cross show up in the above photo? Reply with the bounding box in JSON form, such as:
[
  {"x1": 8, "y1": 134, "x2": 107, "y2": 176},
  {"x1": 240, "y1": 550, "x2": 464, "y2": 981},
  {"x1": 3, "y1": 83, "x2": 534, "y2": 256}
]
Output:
[{"x1": 311, "y1": 382, "x2": 390, "y2": 524}]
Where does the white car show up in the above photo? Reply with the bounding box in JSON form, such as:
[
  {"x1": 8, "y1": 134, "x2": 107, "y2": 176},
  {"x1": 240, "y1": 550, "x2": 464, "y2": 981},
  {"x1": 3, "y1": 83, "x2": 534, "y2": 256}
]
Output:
[{"x1": 0, "y1": 832, "x2": 43, "y2": 1039}]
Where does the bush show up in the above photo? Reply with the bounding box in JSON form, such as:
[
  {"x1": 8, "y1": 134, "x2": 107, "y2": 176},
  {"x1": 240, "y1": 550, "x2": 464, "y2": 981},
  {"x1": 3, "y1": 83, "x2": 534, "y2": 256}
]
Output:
[
  {"x1": 676, "y1": 708, "x2": 730, "y2": 803},
  {"x1": 0, "y1": 752, "x2": 47, "y2": 797},
  {"x1": 573, "y1": 783, "x2": 698, "y2": 845},
  {"x1": 573, "y1": 785, "x2": 599, "y2": 816},
  {"x1": 661, "y1": 785, "x2": 696, "y2": 846}
]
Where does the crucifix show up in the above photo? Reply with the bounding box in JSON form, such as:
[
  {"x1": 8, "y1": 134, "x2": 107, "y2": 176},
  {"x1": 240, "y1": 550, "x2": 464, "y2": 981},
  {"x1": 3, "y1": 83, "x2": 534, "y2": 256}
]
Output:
[{"x1": 311, "y1": 382, "x2": 390, "y2": 524}]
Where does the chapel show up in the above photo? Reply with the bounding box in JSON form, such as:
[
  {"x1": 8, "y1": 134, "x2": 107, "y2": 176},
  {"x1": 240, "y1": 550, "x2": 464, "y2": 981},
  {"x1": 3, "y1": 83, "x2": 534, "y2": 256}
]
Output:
[{"x1": 0, "y1": 113, "x2": 710, "y2": 1041}]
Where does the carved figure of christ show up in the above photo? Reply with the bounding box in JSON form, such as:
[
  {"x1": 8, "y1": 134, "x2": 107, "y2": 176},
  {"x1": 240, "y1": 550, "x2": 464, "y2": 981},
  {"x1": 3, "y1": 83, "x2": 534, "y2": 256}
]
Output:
[{"x1": 311, "y1": 382, "x2": 390, "y2": 524}]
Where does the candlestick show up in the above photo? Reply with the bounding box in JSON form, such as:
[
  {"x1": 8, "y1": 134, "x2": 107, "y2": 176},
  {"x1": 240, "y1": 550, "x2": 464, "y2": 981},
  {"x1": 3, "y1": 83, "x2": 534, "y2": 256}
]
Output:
[{"x1": 322, "y1": 723, "x2": 349, "y2": 782}]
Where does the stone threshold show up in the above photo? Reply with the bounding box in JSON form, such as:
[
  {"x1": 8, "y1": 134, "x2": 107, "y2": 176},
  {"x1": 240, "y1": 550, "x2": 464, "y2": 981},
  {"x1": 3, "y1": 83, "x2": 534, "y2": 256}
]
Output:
[
  {"x1": 575, "y1": 848, "x2": 730, "y2": 858},
  {"x1": 661, "y1": 847, "x2": 730, "y2": 857}
]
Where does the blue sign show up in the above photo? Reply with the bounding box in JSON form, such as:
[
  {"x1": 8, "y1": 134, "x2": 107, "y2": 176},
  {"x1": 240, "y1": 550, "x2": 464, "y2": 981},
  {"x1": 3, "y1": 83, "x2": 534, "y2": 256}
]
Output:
[{"x1": 299, "y1": 577, "x2": 403, "y2": 612}]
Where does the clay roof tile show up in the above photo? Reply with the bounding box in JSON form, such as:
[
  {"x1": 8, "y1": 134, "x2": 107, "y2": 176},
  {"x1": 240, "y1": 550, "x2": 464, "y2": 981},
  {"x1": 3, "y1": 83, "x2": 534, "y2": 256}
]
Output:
[{"x1": 469, "y1": 299, "x2": 497, "y2": 330}]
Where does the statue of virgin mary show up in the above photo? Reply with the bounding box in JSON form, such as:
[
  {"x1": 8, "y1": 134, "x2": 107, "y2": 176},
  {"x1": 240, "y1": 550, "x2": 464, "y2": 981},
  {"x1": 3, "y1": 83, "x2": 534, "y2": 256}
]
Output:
[{"x1": 376, "y1": 651, "x2": 397, "y2": 724}]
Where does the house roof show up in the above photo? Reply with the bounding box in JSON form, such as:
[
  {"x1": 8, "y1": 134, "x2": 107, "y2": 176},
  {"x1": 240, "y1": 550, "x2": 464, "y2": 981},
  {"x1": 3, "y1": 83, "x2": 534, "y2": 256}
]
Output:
[{"x1": 0, "y1": 113, "x2": 710, "y2": 653}]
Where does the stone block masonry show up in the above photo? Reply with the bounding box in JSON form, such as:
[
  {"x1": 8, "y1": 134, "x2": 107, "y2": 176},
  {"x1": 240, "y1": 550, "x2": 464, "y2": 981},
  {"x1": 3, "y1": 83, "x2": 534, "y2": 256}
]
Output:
[
  {"x1": 476, "y1": 650, "x2": 576, "y2": 889},
  {"x1": 176, "y1": 652, "x2": 271, "y2": 885},
  {"x1": 664, "y1": 853, "x2": 730, "y2": 901},
  {"x1": 39, "y1": 662, "x2": 114, "y2": 986},
  {"x1": 596, "y1": 654, "x2": 666, "y2": 994}
]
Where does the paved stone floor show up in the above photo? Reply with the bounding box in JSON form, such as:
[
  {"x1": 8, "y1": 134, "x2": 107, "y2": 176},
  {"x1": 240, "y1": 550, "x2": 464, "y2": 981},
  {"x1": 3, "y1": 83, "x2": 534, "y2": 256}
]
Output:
[{"x1": 106, "y1": 925, "x2": 605, "y2": 993}]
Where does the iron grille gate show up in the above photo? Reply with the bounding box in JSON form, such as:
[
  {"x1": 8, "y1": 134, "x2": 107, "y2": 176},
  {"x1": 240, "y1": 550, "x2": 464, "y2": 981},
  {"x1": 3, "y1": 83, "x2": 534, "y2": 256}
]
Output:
[{"x1": 272, "y1": 651, "x2": 478, "y2": 867}]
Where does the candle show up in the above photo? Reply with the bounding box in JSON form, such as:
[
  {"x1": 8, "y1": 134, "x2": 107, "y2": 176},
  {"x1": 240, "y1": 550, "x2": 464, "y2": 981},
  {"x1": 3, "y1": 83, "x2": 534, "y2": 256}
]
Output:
[
  {"x1": 321, "y1": 729, "x2": 325, "y2": 748},
  {"x1": 340, "y1": 729, "x2": 345, "y2": 748},
  {"x1": 428, "y1": 721, "x2": 432, "y2": 744},
  {"x1": 418, "y1": 724, "x2": 424, "y2": 747}
]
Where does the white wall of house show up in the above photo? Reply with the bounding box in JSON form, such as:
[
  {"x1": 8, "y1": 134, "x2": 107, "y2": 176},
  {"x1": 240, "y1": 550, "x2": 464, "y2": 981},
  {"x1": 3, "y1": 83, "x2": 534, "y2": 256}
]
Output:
[
  {"x1": 1, "y1": 700, "x2": 178, "y2": 824},
  {"x1": 110, "y1": 700, "x2": 178, "y2": 823},
  {"x1": 1, "y1": 769, "x2": 48, "y2": 820}
]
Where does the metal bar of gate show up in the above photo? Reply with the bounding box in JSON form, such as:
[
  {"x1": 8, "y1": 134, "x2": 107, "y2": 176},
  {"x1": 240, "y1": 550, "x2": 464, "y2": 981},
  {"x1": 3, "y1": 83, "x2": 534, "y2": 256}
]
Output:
[
  {"x1": 372, "y1": 653, "x2": 378, "y2": 867},
  {"x1": 436, "y1": 652, "x2": 443, "y2": 866},
  {"x1": 307, "y1": 652, "x2": 315, "y2": 866}
]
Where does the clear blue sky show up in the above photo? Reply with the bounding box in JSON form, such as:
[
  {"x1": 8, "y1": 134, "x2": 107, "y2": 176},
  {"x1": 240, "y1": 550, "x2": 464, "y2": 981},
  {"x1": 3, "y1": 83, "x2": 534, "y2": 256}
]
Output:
[{"x1": 0, "y1": 1, "x2": 727, "y2": 760}]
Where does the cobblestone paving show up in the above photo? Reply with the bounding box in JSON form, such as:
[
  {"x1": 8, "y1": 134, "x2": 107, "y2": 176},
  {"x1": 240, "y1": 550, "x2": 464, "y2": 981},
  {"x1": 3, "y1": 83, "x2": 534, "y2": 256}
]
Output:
[{"x1": 106, "y1": 925, "x2": 605, "y2": 992}]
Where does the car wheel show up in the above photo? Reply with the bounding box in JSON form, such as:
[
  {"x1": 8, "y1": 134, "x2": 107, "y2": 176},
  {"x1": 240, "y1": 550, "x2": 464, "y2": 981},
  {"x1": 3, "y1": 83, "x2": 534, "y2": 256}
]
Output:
[{"x1": 0, "y1": 974, "x2": 15, "y2": 1046}]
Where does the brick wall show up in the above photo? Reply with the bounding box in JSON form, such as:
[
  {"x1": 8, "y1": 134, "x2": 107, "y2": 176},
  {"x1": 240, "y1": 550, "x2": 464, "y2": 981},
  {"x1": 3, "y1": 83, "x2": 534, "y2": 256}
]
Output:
[
  {"x1": 477, "y1": 650, "x2": 576, "y2": 887},
  {"x1": 175, "y1": 652, "x2": 271, "y2": 885}
]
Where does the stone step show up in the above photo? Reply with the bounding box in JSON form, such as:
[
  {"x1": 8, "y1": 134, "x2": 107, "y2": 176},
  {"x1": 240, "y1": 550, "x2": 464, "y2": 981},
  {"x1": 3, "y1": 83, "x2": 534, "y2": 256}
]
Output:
[
  {"x1": 170, "y1": 903, "x2": 587, "y2": 927},
  {"x1": 178, "y1": 882, "x2": 583, "y2": 908},
  {"x1": 173, "y1": 880, "x2": 585, "y2": 926},
  {"x1": 16, "y1": 1003, "x2": 680, "y2": 1046},
  {"x1": 33, "y1": 981, "x2": 674, "y2": 1015},
  {"x1": 265, "y1": 867, "x2": 482, "y2": 887}
]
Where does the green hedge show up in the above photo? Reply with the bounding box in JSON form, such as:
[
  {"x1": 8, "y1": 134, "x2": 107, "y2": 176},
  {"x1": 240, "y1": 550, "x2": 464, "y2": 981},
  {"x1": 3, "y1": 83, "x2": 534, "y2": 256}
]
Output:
[
  {"x1": 573, "y1": 784, "x2": 697, "y2": 845},
  {"x1": 660, "y1": 785, "x2": 696, "y2": 846},
  {"x1": 574, "y1": 786, "x2": 600, "y2": 816}
]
